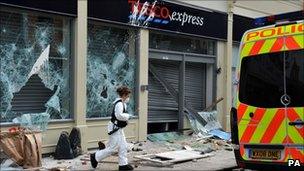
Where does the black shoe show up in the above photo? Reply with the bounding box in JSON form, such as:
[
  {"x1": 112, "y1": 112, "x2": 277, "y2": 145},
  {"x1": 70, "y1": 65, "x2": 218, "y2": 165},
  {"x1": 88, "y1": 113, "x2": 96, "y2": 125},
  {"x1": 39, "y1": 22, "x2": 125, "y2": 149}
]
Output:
[
  {"x1": 119, "y1": 164, "x2": 134, "y2": 171},
  {"x1": 98, "y1": 141, "x2": 105, "y2": 150},
  {"x1": 90, "y1": 153, "x2": 98, "y2": 168}
]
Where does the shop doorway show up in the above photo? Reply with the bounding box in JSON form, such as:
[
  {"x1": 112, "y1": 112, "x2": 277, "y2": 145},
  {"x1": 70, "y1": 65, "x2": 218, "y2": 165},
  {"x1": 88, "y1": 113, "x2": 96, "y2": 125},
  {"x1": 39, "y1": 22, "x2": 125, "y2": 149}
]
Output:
[{"x1": 147, "y1": 50, "x2": 213, "y2": 134}]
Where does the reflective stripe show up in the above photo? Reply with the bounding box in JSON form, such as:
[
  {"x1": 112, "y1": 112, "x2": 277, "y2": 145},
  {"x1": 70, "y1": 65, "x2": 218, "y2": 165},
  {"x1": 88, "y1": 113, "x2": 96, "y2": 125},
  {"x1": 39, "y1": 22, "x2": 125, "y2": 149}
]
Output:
[
  {"x1": 238, "y1": 105, "x2": 256, "y2": 140},
  {"x1": 293, "y1": 34, "x2": 304, "y2": 48},
  {"x1": 249, "y1": 40, "x2": 265, "y2": 56},
  {"x1": 285, "y1": 36, "x2": 301, "y2": 50},
  {"x1": 241, "y1": 35, "x2": 303, "y2": 57},
  {"x1": 289, "y1": 148, "x2": 304, "y2": 162},
  {"x1": 258, "y1": 38, "x2": 276, "y2": 54},
  {"x1": 241, "y1": 42, "x2": 254, "y2": 58},
  {"x1": 240, "y1": 144, "x2": 246, "y2": 159},
  {"x1": 243, "y1": 23, "x2": 304, "y2": 43},
  {"x1": 250, "y1": 109, "x2": 277, "y2": 143},
  {"x1": 260, "y1": 109, "x2": 285, "y2": 143},
  {"x1": 269, "y1": 37, "x2": 284, "y2": 53},
  {"x1": 240, "y1": 108, "x2": 266, "y2": 143},
  {"x1": 288, "y1": 108, "x2": 304, "y2": 138},
  {"x1": 288, "y1": 121, "x2": 303, "y2": 144},
  {"x1": 283, "y1": 136, "x2": 292, "y2": 144},
  {"x1": 237, "y1": 103, "x2": 248, "y2": 124},
  {"x1": 270, "y1": 118, "x2": 287, "y2": 144},
  {"x1": 284, "y1": 137, "x2": 304, "y2": 162}
]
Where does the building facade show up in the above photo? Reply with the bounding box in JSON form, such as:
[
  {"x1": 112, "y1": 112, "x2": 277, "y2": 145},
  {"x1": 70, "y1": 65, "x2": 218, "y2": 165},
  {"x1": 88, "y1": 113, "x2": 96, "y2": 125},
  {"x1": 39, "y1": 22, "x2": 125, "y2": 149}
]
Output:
[{"x1": 1, "y1": 0, "x2": 301, "y2": 153}]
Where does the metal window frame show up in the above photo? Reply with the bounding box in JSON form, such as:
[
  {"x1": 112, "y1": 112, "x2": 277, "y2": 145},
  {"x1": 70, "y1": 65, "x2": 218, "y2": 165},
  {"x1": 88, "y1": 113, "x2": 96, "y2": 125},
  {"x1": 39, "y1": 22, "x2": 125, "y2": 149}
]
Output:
[
  {"x1": 0, "y1": 7, "x2": 74, "y2": 123},
  {"x1": 149, "y1": 49, "x2": 216, "y2": 63},
  {"x1": 0, "y1": 3, "x2": 77, "y2": 17},
  {"x1": 85, "y1": 20, "x2": 140, "y2": 119}
]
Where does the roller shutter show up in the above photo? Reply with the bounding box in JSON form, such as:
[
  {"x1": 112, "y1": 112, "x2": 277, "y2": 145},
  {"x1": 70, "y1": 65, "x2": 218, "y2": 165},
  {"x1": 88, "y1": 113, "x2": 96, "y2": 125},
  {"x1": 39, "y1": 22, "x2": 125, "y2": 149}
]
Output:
[
  {"x1": 185, "y1": 62, "x2": 206, "y2": 111},
  {"x1": 148, "y1": 60, "x2": 206, "y2": 123},
  {"x1": 11, "y1": 74, "x2": 54, "y2": 114},
  {"x1": 148, "y1": 60, "x2": 179, "y2": 123}
]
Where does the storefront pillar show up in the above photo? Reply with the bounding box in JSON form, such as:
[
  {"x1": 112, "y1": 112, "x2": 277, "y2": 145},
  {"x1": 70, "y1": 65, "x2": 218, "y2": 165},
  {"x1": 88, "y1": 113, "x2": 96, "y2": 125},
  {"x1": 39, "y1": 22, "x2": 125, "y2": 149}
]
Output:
[
  {"x1": 74, "y1": 0, "x2": 88, "y2": 152},
  {"x1": 223, "y1": 0, "x2": 234, "y2": 131},
  {"x1": 137, "y1": 29, "x2": 149, "y2": 141}
]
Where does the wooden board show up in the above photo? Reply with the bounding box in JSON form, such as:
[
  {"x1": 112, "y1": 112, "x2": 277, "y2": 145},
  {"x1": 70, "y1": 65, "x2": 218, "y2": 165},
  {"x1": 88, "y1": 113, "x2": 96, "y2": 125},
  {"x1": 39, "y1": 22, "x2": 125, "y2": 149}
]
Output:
[
  {"x1": 134, "y1": 150, "x2": 214, "y2": 166},
  {"x1": 155, "y1": 150, "x2": 203, "y2": 161}
]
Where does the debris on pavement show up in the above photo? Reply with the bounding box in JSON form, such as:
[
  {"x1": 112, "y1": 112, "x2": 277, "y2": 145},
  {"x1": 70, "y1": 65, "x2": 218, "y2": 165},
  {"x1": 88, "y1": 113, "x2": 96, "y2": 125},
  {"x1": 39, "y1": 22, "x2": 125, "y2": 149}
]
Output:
[
  {"x1": 0, "y1": 158, "x2": 23, "y2": 171},
  {"x1": 209, "y1": 129, "x2": 231, "y2": 140},
  {"x1": 39, "y1": 108, "x2": 232, "y2": 170},
  {"x1": 197, "y1": 111, "x2": 222, "y2": 131},
  {"x1": 182, "y1": 145, "x2": 193, "y2": 151},
  {"x1": 0, "y1": 129, "x2": 42, "y2": 169},
  {"x1": 147, "y1": 132, "x2": 186, "y2": 142},
  {"x1": 134, "y1": 150, "x2": 214, "y2": 166},
  {"x1": 1, "y1": 98, "x2": 55, "y2": 169},
  {"x1": 187, "y1": 110, "x2": 232, "y2": 141},
  {"x1": 40, "y1": 131, "x2": 233, "y2": 170},
  {"x1": 132, "y1": 147, "x2": 143, "y2": 151}
]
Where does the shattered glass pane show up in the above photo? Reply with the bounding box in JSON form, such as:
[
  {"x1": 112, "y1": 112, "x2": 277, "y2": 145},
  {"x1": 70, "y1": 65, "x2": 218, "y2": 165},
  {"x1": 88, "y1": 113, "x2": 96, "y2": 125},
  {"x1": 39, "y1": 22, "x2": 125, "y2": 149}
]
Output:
[
  {"x1": 197, "y1": 111, "x2": 222, "y2": 131},
  {"x1": 13, "y1": 112, "x2": 50, "y2": 131},
  {"x1": 87, "y1": 21, "x2": 137, "y2": 118},
  {"x1": 0, "y1": 8, "x2": 72, "y2": 123}
]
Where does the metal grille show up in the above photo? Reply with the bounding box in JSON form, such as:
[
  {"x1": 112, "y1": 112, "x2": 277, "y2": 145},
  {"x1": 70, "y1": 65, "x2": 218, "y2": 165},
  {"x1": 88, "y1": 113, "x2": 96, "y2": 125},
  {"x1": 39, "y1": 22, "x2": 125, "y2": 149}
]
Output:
[
  {"x1": 185, "y1": 62, "x2": 206, "y2": 111},
  {"x1": 148, "y1": 60, "x2": 206, "y2": 123},
  {"x1": 11, "y1": 74, "x2": 54, "y2": 114},
  {"x1": 148, "y1": 61, "x2": 179, "y2": 123}
]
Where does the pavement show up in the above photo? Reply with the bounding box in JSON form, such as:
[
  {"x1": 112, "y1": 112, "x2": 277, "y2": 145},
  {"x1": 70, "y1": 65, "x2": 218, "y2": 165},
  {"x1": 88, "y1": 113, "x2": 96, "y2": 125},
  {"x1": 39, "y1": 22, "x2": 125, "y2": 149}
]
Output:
[
  {"x1": 41, "y1": 135, "x2": 238, "y2": 171},
  {"x1": 0, "y1": 132, "x2": 238, "y2": 170},
  {"x1": 41, "y1": 149, "x2": 237, "y2": 171}
]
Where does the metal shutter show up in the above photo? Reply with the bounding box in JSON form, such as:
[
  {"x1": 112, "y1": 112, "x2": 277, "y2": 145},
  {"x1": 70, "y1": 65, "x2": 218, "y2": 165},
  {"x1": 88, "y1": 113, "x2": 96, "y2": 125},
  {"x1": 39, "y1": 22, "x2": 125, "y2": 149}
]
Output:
[
  {"x1": 11, "y1": 74, "x2": 54, "y2": 114},
  {"x1": 185, "y1": 63, "x2": 206, "y2": 111},
  {"x1": 148, "y1": 60, "x2": 179, "y2": 123},
  {"x1": 148, "y1": 60, "x2": 206, "y2": 123}
]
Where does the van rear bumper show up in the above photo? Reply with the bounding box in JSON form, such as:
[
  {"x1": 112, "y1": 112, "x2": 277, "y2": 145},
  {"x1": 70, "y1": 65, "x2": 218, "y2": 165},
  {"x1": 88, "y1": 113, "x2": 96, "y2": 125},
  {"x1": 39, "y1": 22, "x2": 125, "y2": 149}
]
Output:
[
  {"x1": 234, "y1": 149, "x2": 304, "y2": 171},
  {"x1": 230, "y1": 107, "x2": 303, "y2": 170}
]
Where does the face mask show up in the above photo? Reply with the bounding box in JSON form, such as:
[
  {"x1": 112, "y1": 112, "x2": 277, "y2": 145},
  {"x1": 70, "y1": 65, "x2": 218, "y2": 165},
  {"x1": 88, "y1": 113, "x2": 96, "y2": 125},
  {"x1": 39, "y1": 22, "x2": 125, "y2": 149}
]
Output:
[{"x1": 125, "y1": 97, "x2": 130, "y2": 103}]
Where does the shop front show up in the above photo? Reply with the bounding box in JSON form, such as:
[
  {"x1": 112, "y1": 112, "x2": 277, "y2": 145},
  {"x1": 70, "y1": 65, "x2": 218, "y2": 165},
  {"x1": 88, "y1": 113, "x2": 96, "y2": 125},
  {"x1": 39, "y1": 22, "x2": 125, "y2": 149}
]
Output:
[
  {"x1": 0, "y1": 0, "x2": 78, "y2": 153},
  {"x1": 86, "y1": 0, "x2": 228, "y2": 134},
  {"x1": 0, "y1": 0, "x2": 253, "y2": 153}
]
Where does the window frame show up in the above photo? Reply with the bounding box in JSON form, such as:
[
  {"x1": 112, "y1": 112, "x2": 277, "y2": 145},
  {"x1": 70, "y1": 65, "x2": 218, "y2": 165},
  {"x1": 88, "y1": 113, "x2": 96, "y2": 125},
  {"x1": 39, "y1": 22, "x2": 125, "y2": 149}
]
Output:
[
  {"x1": 86, "y1": 19, "x2": 139, "y2": 119},
  {"x1": 0, "y1": 6, "x2": 74, "y2": 124},
  {"x1": 239, "y1": 49, "x2": 304, "y2": 108}
]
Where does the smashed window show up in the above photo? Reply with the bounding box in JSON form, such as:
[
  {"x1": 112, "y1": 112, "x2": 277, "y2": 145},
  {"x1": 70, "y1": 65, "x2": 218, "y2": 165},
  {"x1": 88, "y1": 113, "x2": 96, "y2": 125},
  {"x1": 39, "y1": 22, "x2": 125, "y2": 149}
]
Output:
[
  {"x1": 87, "y1": 21, "x2": 137, "y2": 118},
  {"x1": 0, "y1": 8, "x2": 72, "y2": 123}
]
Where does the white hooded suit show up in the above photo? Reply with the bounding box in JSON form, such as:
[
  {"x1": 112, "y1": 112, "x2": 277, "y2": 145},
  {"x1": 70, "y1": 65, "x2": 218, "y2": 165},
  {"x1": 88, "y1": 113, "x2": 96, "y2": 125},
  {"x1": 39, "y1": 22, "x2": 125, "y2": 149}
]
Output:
[{"x1": 95, "y1": 98, "x2": 130, "y2": 166}]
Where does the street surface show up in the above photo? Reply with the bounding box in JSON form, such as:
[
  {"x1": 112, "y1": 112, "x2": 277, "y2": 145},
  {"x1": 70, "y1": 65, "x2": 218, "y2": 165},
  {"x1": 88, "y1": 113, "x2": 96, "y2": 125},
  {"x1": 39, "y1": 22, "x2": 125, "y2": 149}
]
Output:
[{"x1": 42, "y1": 148, "x2": 238, "y2": 170}]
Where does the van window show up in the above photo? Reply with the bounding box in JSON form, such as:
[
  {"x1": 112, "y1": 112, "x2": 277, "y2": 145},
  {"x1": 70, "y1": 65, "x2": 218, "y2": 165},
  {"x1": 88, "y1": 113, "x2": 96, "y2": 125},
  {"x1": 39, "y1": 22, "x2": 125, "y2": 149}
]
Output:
[
  {"x1": 239, "y1": 49, "x2": 304, "y2": 108},
  {"x1": 286, "y1": 49, "x2": 304, "y2": 107}
]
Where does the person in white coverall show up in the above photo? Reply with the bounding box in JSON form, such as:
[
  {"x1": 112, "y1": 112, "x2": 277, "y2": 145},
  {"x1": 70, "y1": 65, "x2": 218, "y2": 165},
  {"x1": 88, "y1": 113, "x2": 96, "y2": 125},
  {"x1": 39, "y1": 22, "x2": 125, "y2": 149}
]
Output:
[{"x1": 90, "y1": 86, "x2": 133, "y2": 171}]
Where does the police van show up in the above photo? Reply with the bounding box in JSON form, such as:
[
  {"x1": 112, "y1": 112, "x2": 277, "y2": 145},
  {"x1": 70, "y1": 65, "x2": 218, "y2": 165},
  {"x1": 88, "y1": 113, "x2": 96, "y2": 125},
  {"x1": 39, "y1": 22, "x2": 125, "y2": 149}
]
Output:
[{"x1": 231, "y1": 12, "x2": 304, "y2": 170}]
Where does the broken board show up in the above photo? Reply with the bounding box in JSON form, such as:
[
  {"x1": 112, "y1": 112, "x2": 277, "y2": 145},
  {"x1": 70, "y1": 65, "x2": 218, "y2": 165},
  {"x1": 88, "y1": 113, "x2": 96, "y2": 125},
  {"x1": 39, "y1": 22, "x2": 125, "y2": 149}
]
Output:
[{"x1": 134, "y1": 150, "x2": 214, "y2": 166}]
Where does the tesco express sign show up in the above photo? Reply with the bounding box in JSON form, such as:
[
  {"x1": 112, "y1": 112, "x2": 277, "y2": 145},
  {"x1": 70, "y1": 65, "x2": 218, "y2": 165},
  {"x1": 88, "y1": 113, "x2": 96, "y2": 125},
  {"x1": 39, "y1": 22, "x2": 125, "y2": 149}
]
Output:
[{"x1": 128, "y1": 0, "x2": 204, "y2": 27}]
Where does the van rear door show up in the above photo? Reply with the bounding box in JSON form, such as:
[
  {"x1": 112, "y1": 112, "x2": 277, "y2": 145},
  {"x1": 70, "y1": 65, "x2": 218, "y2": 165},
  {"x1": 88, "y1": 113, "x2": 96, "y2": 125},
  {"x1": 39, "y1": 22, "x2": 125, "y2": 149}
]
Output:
[
  {"x1": 284, "y1": 49, "x2": 304, "y2": 163},
  {"x1": 238, "y1": 49, "x2": 287, "y2": 163}
]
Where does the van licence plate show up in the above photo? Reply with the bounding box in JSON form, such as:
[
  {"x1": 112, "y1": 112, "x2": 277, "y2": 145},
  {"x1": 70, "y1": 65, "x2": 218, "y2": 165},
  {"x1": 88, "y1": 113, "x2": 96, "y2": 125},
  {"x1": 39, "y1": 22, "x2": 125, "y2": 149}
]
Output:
[{"x1": 249, "y1": 149, "x2": 281, "y2": 160}]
